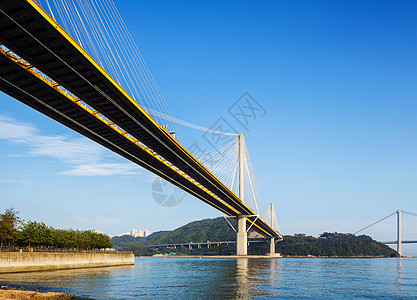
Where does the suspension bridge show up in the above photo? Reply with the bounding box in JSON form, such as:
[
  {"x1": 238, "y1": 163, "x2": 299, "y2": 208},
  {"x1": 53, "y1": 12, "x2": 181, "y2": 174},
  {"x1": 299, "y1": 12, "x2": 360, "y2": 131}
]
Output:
[
  {"x1": 355, "y1": 210, "x2": 417, "y2": 257},
  {"x1": 0, "y1": 0, "x2": 282, "y2": 255}
]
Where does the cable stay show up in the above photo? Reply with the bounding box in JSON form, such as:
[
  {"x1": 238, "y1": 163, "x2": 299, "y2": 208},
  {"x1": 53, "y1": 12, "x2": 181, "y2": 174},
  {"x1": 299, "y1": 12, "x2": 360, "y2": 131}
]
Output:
[
  {"x1": 353, "y1": 209, "x2": 416, "y2": 244},
  {"x1": 354, "y1": 212, "x2": 397, "y2": 235},
  {"x1": 142, "y1": 106, "x2": 239, "y2": 136},
  {"x1": 37, "y1": 0, "x2": 187, "y2": 146},
  {"x1": 197, "y1": 135, "x2": 280, "y2": 235},
  {"x1": 403, "y1": 211, "x2": 417, "y2": 217}
]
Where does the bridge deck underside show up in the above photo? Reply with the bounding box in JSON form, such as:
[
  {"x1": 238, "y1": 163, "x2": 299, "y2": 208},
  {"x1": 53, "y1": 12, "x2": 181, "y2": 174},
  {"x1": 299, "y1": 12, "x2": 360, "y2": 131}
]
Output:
[
  {"x1": 383, "y1": 241, "x2": 417, "y2": 245},
  {"x1": 0, "y1": 0, "x2": 280, "y2": 239}
]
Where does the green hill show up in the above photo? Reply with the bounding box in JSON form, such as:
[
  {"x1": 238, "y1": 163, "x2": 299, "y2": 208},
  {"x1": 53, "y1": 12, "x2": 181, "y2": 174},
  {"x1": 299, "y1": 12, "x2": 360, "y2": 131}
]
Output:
[
  {"x1": 111, "y1": 218, "x2": 398, "y2": 257},
  {"x1": 110, "y1": 230, "x2": 169, "y2": 248},
  {"x1": 110, "y1": 217, "x2": 235, "y2": 248},
  {"x1": 147, "y1": 217, "x2": 236, "y2": 245},
  {"x1": 275, "y1": 233, "x2": 398, "y2": 257}
]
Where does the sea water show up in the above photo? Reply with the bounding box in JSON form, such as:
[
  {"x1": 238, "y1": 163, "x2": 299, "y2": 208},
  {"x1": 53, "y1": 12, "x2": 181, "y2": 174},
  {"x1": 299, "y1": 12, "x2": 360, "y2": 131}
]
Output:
[{"x1": 1, "y1": 257, "x2": 416, "y2": 299}]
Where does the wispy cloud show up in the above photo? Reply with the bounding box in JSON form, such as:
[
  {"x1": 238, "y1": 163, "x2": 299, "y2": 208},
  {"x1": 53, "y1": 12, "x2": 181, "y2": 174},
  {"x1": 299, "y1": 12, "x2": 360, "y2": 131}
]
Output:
[
  {"x1": 0, "y1": 178, "x2": 31, "y2": 186},
  {"x1": 0, "y1": 115, "x2": 141, "y2": 176},
  {"x1": 60, "y1": 163, "x2": 140, "y2": 176}
]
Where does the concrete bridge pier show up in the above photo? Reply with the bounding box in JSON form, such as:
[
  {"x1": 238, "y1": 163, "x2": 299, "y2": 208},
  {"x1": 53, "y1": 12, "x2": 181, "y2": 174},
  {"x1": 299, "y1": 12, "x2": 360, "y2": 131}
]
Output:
[
  {"x1": 270, "y1": 237, "x2": 275, "y2": 255},
  {"x1": 237, "y1": 215, "x2": 248, "y2": 255}
]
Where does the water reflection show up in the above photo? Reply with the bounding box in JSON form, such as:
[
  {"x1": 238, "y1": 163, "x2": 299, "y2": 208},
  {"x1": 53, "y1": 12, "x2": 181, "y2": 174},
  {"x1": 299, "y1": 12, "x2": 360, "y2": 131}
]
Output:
[
  {"x1": 396, "y1": 258, "x2": 403, "y2": 290},
  {"x1": 268, "y1": 257, "x2": 282, "y2": 289},
  {"x1": 235, "y1": 258, "x2": 249, "y2": 298},
  {"x1": 234, "y1": 258, "x2": 282, "y2": 299}
]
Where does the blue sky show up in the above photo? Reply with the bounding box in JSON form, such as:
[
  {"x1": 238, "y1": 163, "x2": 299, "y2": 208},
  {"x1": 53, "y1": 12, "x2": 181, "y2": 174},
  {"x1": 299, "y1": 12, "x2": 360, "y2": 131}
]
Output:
[{"x1": 0, "y1": 0, "x2": 416, "y2": 253}]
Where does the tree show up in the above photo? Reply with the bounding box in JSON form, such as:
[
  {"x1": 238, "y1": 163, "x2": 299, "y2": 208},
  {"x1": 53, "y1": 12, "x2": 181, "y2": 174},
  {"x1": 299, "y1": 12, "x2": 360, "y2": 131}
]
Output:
[
  {"x1": 19, "y1": 221, "x2": 53, "y2": 247},
  {"x1": 3, "y1": 207, "x2": 114, "y2": 250},
  {"x1": 0, "y1": 207, "x2": 21, "y2": 247}
]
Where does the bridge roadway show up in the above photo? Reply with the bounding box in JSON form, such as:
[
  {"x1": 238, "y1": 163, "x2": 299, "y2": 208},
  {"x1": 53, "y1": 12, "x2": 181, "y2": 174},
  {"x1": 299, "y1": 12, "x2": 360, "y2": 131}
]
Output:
[
  {"x1": 148, "y1": 240, "x2": 265, "y2": 249},
  {"x1": 0, "y1": 0, "x2": 281, "y2": 239},
  {"x1": 382, "y1": 241, "x2": 417, "y2": 245}
]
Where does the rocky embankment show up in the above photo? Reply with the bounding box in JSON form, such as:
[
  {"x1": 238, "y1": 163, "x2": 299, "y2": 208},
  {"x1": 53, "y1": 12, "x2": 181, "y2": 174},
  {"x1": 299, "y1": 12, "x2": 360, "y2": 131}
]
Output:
[{"x1": 0, "y1": 288, "x2": 73, "y2": 299}]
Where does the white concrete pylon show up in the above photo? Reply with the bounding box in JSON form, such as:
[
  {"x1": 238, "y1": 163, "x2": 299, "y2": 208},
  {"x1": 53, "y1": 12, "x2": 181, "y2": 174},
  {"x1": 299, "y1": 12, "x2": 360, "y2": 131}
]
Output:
[
  {"x1": 236, "y1": 134, "x2": 248, "y2": 256},
  {"x1": 269, "y1": 203, "x2": 275, "y2": 255}
]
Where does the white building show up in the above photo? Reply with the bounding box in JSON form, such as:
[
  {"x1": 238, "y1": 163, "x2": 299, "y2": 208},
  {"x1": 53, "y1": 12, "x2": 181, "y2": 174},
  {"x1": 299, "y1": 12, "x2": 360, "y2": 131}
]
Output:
[
  {"x1": 130, "y1": 229, "x2": 152, "y2": 238},
  {"x1": 131, "y1": 229, "x2": 144, "y2": 237}
]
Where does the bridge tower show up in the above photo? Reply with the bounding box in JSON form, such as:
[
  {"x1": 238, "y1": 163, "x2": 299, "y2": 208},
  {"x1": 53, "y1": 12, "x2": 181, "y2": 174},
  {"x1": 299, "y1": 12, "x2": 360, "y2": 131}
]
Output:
[
  {"x1": 269, "y1": 203, "x2": 276, "y2": 255},
  {"x1": 397, "y1": 210, "x2": 402, "y2": 257},
  {"x1": 236, "y1": 134, "x2": 248, "y2": 255}
]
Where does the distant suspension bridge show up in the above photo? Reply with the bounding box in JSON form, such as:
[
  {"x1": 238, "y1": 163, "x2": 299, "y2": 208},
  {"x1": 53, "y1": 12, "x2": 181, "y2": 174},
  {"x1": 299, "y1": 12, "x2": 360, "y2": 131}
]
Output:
[{"x1": 354, "y1": 210, "x2": 417, "y2": 257}]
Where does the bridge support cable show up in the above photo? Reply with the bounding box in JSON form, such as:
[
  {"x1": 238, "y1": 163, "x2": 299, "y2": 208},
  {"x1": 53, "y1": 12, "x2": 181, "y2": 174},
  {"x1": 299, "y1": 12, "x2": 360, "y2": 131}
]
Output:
[
  {"x1": 403, "y1": 211, "x2": 417, "y2": 217},
  {"x1": 400, "y1": 210, "x2": 417, "y2": 256},
  {"x1": 200, "y1": 134, "x2": 283, "y2": 242},
  {"x1": 202, "y1": 137, "x2": 267, "y2": 215},
  {"x1": 198, "y1": 139, "x2": 239, "y2": 194},
  {"x1": 46, "y1": 0, "x2": 187, "y2": 146},
  {"x1": 141, "y1": 106, "x2": 240, "y2": 137},
  {"x1": 353, "y1": 211, "x2": 397, "y2": 235}
]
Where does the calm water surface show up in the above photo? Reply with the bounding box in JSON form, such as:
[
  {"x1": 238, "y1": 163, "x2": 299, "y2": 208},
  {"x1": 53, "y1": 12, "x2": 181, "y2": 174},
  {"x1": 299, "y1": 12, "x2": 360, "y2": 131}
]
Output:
[{"x1": 1, "y1": 257, "x2": 416, "y2": 299}]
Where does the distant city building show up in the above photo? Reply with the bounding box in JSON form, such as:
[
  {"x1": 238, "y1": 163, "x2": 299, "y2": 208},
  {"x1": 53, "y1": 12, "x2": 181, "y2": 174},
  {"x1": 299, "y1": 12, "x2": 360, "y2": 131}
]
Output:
[
  {"x1": 131, "y1": 229, "x2": 144, "y2": 237},
  {"x1": 131, "y1": 229, "x2": 151, "y2": 237},
  {"x1": 116, "y1": 229, "x2": 152, "y2": 238}
]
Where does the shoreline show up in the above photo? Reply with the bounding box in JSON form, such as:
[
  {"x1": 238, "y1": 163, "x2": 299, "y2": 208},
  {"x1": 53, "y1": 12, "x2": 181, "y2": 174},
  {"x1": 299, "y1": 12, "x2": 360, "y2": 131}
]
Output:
[
  {"x1": 156, "y1": 254, "x2": 282, "y2": 259},
  {"x1": 143, "y1": 254, "x2": 400, "y2": 259},
  {"x1": 0, "y1": 287, "x2": 74, "y2": 299},
  {"x1": 0, "y1": 251, "x2": 134, "y2": 274}
]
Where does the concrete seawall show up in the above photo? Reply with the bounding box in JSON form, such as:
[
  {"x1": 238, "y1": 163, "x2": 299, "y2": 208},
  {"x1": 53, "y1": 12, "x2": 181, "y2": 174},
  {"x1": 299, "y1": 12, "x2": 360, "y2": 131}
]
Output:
[{"x1": 0, "y1": 252, "x2": 134, "y2": 273}]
